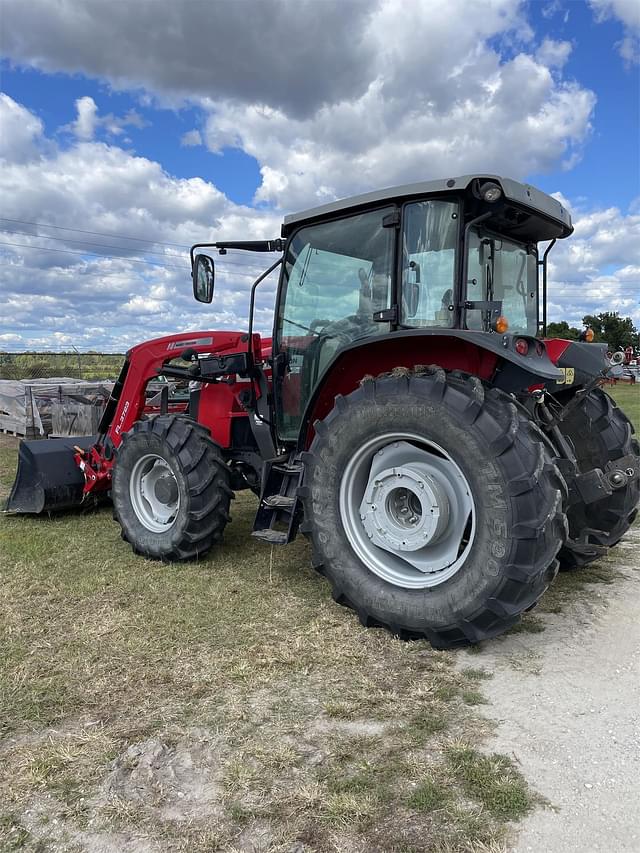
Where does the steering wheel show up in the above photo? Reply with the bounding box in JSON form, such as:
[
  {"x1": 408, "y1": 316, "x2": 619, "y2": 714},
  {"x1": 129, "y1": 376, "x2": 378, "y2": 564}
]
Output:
[{"x1": 315, "y1": 313, "x2": 375, "y2": 342}]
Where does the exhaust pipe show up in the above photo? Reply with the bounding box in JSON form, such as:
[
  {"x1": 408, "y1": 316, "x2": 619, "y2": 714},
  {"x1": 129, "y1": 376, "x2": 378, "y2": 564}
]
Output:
[{"x1": 4, "y1": 435, "x2": 99, "y2": 514}]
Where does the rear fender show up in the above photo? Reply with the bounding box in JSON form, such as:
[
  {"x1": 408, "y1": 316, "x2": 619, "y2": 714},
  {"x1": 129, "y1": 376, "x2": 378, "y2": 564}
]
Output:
[{"x1": 298, "y1": 329, "x2": 562, "y2": 449}]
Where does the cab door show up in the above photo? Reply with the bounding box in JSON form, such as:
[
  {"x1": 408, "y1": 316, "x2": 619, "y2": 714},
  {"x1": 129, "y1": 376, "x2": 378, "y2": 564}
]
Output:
[{"x1": 273, "y1": 207, "x2": 397, "y2": 442}]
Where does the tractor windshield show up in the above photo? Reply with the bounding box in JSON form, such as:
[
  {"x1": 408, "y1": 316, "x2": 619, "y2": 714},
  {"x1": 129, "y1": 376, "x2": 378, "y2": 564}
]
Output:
[
  {"x1": 466, "y1": 230, "x2": 538, "y2": 334},
  {"x1": 275, "y1": 207, "x2": 395, "y2": 440}
]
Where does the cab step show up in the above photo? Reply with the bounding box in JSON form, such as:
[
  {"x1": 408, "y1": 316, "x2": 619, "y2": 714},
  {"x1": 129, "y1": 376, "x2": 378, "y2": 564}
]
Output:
[
  {"x1": 252, "y1": 454, "x2": 304, "y2": 546},
  {"x1": 252, "y1": 528, "x2": 289, "y2": 545},
  {"x1": 263, "y1": 494, "x2": 296, "y2": 509},
  {"x1": 272, "y1": 461, "x2": 303, "y2": 475}
]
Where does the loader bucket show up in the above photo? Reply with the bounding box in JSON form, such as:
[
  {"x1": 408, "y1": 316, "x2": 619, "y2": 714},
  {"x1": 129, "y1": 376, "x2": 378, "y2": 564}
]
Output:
[{"x1": 5, "y1": 435, "x2": 98, "y2": 514}]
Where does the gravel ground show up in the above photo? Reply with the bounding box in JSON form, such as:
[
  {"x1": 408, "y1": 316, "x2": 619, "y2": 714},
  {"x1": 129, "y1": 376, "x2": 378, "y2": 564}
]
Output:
[{"x1": 462, "y1": 523, "x2": 640, "y2": 853}]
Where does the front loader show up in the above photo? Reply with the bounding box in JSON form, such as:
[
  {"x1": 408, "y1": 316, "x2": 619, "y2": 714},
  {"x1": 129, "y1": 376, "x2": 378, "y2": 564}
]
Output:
[{"x1": 6, "y1": 175, "x2": 639, "y2": 648}]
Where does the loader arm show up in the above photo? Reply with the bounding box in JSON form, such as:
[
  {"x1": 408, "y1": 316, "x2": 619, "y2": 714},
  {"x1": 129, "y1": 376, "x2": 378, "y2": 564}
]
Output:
[
  {"x1": 79, "y1": 330, "x2": 259, "y2": 498},
  {"x1": 99, "y1": 331, "x2": 257, "y2": 449},
  {"x1": 5, "y1": 330, "x2": 260, "y2": 514}
]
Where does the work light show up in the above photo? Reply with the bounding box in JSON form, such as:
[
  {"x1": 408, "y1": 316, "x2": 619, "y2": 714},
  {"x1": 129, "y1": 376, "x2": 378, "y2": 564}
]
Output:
[{"x1": 480, "y1": 182, "x2": 502, "y2": 203}]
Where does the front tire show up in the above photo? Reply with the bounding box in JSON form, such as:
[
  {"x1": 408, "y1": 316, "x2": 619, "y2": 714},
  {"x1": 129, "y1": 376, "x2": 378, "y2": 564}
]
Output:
[
  {"x1": 301, "y1": 369, "x2": 567, "y2": 649},
  {"x1": 112, "y1": 415, "x2": 233, "y2": 561}
]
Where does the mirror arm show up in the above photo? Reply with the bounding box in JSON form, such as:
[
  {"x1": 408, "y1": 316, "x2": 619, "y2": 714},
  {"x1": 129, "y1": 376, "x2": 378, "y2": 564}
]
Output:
[{"x1": 190, "y1": 239, "x2": 283, "y2": 267}]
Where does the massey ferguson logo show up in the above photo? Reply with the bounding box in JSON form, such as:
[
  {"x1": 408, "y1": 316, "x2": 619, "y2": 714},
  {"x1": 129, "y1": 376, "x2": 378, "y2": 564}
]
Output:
[{"x1": 167, "y1": 337, "x2": 213, "y2": 350}]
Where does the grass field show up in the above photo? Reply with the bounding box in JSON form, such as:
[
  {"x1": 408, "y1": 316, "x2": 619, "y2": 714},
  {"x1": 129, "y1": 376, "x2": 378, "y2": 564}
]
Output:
[
  {"x1": 0, "y1": 384, "x2": 637, "y2": 852},
  {"x1": 603, "y1": 383, "x2": 639, "y2": 431},
  {"x1": 0, "y1": 353, "x2": 124, "y2": 381}
]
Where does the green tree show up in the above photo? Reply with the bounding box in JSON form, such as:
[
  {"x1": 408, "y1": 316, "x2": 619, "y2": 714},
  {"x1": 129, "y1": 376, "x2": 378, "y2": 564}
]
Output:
[
  {"x1": 546, "y1": 321, "x2": 580, "y2": 340},
  {"x1": 581, "y1": 312, "x2": 639, "y2": 350}
]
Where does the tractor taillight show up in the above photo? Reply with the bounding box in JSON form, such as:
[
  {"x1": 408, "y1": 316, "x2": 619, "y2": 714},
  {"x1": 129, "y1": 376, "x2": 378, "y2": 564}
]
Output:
[
  {"x1": 515, "y1": 338, "x2": 529, "y2": 356},
  {"x1": 494, "y1": 316, "x2": 509, "y2": 333}
]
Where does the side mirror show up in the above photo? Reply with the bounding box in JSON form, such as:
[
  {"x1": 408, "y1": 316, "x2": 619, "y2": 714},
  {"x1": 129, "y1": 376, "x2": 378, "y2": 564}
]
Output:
[{"x1": 192, "y1": 254, "x2": 215, "y2": 303}]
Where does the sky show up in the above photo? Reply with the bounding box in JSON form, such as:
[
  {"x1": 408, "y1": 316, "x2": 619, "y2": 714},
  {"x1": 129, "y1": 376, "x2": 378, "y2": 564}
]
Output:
[{"x1": 0, "y1": 0, "x2": 638, "y2": 352}]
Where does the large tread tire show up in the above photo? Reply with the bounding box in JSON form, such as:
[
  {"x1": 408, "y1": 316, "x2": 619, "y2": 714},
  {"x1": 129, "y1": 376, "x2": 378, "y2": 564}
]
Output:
[
  {"x1": 300, "y1": 369, "x2": 567, "y2": 649},
  {"x1": 557, "y1": 388, "x2": 640, "y2": 569},
  {"x1": 112, "y1": 415, "x2": 233, "y2": 561}
]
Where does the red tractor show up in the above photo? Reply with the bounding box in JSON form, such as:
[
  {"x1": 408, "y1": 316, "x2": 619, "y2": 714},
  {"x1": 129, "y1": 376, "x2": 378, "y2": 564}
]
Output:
[{"x1": 7, "y1": 175, "x2": 639, "y2": 648}]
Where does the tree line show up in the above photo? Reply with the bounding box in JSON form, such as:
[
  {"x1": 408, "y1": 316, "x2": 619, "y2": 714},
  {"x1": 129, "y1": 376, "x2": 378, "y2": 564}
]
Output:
[{"x1": 546, "y1": 312, "x2": 639, "y2": 351}]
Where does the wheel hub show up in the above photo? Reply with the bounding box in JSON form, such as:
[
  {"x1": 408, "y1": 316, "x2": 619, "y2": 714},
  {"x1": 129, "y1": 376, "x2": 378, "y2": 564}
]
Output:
[
  {"x1": 339, "y1": 437, "x2": 475, "y2": 589},
  {"x1": 154, "y1": 474, "x2": 178, "y2": 505},
  {"x1": 361, "y1": 463, "x2": 449, "y2": 551},
  {"x1": 130, "y1": 454, "x2": 180, "y2": 532}
]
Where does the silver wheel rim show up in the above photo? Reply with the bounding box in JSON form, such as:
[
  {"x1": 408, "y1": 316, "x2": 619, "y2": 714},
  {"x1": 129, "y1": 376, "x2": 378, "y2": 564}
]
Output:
[
  {"x1": 129, "y1": 453, "x2": 180, "y2": 533},
  {"x1": 339, "y1": 433, "x2": 475, "y2": 589}
]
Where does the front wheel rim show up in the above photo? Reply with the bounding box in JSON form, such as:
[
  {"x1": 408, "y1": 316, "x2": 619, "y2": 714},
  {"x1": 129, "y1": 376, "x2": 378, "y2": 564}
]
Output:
[
  {"x1": 339, "y1": 434, "x2": 475, "y2": 589},
  {"x1": 129, "y1": 453, "x2": 180, "y2": 533}
]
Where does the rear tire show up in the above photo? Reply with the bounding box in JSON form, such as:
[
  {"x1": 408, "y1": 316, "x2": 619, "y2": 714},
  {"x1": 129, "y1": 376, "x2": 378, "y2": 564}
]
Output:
[
  {"x1": 557, "y1": 388, "x2": 639, "y2": 569},
  {"x1": 112, "y1": 415, "x2": 233, "y2": 561},
  {"x1": 300, "y1": 369, "x2": 567, "y2": 649}
]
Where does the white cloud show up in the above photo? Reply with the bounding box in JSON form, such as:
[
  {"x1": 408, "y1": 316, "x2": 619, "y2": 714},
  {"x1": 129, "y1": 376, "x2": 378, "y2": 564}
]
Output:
[
  {"x1": 69, "y1": 95, "x2": 147, "y2": 140},
  {"x1": 165, "y1": 0, "x2": 594, "y2": 212},
  {"x1": 535, "y1": 38, "x2": 573, "y2": 68},
  {"x1": 0, "y1": 0, "x2": 377, "y2": 118},
  {"x1": 205, "y1": 57, "x2": 595, "y2": 210},
  {"x1": 180, "y1": 129, "x2": 202, "y2": 147},
  {"x1": 2, "y1": 1, "x2": 597, "y2": 214},
  {"x1": 590, "y1": 0, "x2": 640, "y2": 29},
  {"x1": 73, "y1": 95, "x2": 98, "y2": 140},
  {"x1": 0, "y1": 99, "x2": 281, "y2": 351},
  {"x1": 0, "y1": 93, "x2": 44, "y2": 162},
  {"x1": 546, "y1": 198, "x2": 640, "y2": 329},
  {"x1": 589, "y1": 0, "x2": 640, "y2": 64}
]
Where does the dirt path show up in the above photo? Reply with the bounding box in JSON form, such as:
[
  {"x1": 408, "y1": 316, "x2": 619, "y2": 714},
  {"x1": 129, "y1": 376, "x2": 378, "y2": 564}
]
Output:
[{"x1": 462, "y1": 524, "x2": 640, "y2": 852}]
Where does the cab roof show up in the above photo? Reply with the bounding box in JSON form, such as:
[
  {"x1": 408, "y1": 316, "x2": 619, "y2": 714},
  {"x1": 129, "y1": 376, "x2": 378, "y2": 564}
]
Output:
[{"x1": 281, "y1": 174, "x2": 573, "y2": 242}]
